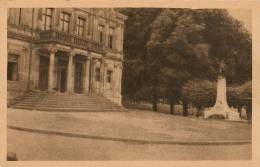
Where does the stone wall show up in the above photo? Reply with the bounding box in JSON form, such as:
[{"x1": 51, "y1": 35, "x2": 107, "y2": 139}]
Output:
[
  {"x1": 7, "y1": 8, "x2": 126, "y2": 105},
  {"x1": 7, "y1": 38, "x2": 31, "y2": 100},
  {"x1": 8, "y1": 8, "x2": 126, "y2": 55}
]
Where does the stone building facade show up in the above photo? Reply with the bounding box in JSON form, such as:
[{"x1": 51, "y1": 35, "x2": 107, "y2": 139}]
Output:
[{"x1": 7, "y1": 8, "x2": 126, "y2": 105}]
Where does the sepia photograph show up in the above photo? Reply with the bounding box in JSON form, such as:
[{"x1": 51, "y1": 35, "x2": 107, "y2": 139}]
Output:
[{"x1": 1, "y1": 0, "x2": 258, "y2": 165}]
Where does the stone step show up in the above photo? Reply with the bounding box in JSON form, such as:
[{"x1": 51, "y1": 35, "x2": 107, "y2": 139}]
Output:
[
  {"x1": 11, "y1": 100, "x2": 118, "y2": 105},
  {"x1": 9, "y1": 91, "x2": 124, "y2": 112},
  {"x1": 17, "y1": 97, "x2": 110, "y2": 102},
  {"x1": 11, "y1": 105, "x2": 124, "y2": 111},
  {"x1": 14, "y1": 104, "x2": 121, "y2": 109},
  {"x1": 11, "y1": 100, "x2": 119, "y2": 106},
  {"x1": 11, "y1": 106, "x2": 126, "y2": 112}
]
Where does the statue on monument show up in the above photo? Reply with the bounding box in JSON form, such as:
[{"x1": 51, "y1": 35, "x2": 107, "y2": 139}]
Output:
[{"x1": 204, "y1": 61, "x2": 240, "y2": 121}]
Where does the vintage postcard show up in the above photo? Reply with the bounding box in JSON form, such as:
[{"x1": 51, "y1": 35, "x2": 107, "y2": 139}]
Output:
[{"x1": 0, "y1": 0, "x2": 260, "y2": 167}]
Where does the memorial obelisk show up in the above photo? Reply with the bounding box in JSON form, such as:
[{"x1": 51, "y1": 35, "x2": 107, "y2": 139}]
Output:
[{"x1": 204, "y1": 62, "x2": 240, "y2": 121}]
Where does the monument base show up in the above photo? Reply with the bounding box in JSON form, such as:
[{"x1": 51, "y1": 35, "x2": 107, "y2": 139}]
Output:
[
  {"x1": 203, "y1": 74, "x2": 241, "y2": 121},
  {"x1": 226, "y1": 110, "x2": 240, "y2": 121},
  {"x1": 204, "y1": 105, "x2": 240, "y2": 121}
]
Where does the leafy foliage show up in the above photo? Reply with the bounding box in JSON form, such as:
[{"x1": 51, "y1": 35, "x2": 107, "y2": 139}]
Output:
[
  {"x1": 119, "y1": 8, "x2": 161, "y2": 101},
  {"x1": 181, "y1": 79, "x2": 216, "y2": 108},
  {"x1": 181, "y1": 79, "x2": 252, "y2": 108},
  {"x1": 118, "y1": 8, "x2": 252, "y2": 113},
  {"x1": 227, "y1": 81, "x2": 252, "y2": 106}
]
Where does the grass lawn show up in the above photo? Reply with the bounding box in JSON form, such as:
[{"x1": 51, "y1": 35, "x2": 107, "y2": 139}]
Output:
[
  {"x1": 7, "y1": 108, "x2": 251, "y2": 160},
  {"x1": 8, "y1": 129, "x2": 251, "y2": 160},
  {"x1": 7, "y1": 108, "x2": 252, "y2": 160},
  {"x1": 8, "y1": 108, "x2": 251, "y2": 142}
]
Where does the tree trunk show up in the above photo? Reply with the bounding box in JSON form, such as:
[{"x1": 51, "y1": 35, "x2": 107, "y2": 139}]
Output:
[
  {"x1": 152, "y1": 97, "x2": 158, "y2": 112},
  {"x1": 196, "y1": 105, "x2": 202, "y2": 118},
  {"x1": 170, "y1": 97, "x2": 175, "y2": 115},
  {"x1": 183, "y1": 100, "x2": 188, "y2": 116},
  {"x1": 152, "y1": 93, "x2": 158, "y2": 112},
  {"x1": 170, "y1": 103, "x2": 174, "y2": 115},
  {"x1": 246, "y1": 103, "x2": 252, "y2": 120},
  {"x1": 237, "y1": 105, "x2": 242, "y2": 118}
]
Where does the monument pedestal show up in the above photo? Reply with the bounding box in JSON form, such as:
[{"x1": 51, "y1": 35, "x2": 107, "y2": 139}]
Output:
[
  {"x1": 204, "y1": 106, "x2": 240, "y2": 121},
  {"x1": 204, "y1": 75, "x2": 240, "y2": 121},
  {"x1": 227, "y1": 110, "x2": 240, "y2": 121}
]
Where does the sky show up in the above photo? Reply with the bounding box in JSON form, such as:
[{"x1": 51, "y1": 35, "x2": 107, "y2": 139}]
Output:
[{"x1": 228, "y1": 9, "x2": 252, "y2": 31}]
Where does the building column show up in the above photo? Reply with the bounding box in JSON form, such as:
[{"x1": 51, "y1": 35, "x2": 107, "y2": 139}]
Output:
[
  {"x1": 48, "y1": 48, "x2": 56, "y2": 92},
  {"x1": 111, "y1": 65, "x2": 117, "y2": 102},
  {"x1": 89, "y1": 58, "x2": 93, "y2": 95},
  {"x1": 103, "y1": 63, "x2": 108, "y2": 93},
  {"x1": 114, "y1": 65, "x2": 120, "y2": 97},
  {"x1": 118, "y1": 64, "x2": 123, "y2": 105},
  {"x1": 100, "y1": 59, "x2": 105, "y2": 93},
  {"x1": 84, "y1": 58, "x2": 90, "y2": 94},
  {"x1": 67, "y1": 53, "x2": 74, "y2": 93},
  {"x1": 90, "y1": 59, "x2": 97, "y2": 94}
]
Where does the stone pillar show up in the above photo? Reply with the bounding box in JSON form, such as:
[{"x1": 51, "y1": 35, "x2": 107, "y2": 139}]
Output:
[
  {"x1": 113, "y1": 65, "x2": 119, "y2": 96},
  {"x1": 90, "y1": 59, "x2": 96, "y2": 94},
  {"x1": 118, "y1": 64, "x2": 123, "y2": 105},
  {"x1": 103, "y1": 63, "x2": 108, "y2": 92},
  {"x1": 100, "y1": 59, "x2": 105, "y2": 93},
  {"x1": 67, "y1": 53, "x2": 74, "y2": 93},
  {"x1": 84, "y1": 58, "x2": 90, "y2": 93},
  {"x1": 89, "y1": 58, "x2": 93, "y2": 95},
  {"x1": 48, "y1": 48, "x2": 56, "y2": 92}
]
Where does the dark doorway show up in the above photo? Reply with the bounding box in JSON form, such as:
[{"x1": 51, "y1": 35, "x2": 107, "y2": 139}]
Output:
[
  {"x1": 38, "y1": 56, "x2": 49, "y2": 90},
  {"x1": 74, "y1": 62, "x2": 84, "y2": 93},
  {"x1": 56, "y1": 59, "x2": 68, "y2": 92}
]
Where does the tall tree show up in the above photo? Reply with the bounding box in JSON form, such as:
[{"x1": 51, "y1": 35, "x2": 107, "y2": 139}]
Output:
[
  {"x1": 146, "y1": 9, "x2": 210, "y2": 114},
  {"x1": 118, "y1": 8, "x2": 161, "y2": 103},
  {"x1": 119, "y1": 8, "x2": 251, "y2": 116},
  {"x1": 194, "y1": 9, "x2": 252, "y2": 84}
]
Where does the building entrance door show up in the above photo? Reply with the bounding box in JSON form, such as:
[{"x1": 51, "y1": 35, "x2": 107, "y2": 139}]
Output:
[
  {"x1": 38, "y1": 56, "x2": 49, "y2": 90},
  {"x1": 56, "y1": 60, "x2": 68, "y2": 93},
  {"x1": 74, "y1": 62, "x2": 84, "y2": 93}
]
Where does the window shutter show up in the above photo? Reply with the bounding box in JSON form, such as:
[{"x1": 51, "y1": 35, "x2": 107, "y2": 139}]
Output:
[
  {"x1": 101, "y1": 25, "x2": 105, "y2": 45},
  {"x1": 56, "y1": 8, "x2": 60, "y2": 27},
  {"x1": 73, "y1": 14, "x2": 77, "y2": 32},
  {"x1": 112, "y1": 27, "x2": 117, "y2": 50},
  {"x1": 113, "y1": 33, "x2": 117, "y2": 50},
  {"x1": 88, "y1": 13, "x2": 91, "y2": 35},
  {"x1": 38, "y1": 8, "x2": 42, "y2": 20},
  {"x1": 83, "y1": 19, "x2": 87, "y2": 37}
]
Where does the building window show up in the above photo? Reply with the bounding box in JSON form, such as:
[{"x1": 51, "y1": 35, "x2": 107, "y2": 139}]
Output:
[
  {"x1": 98, "y1": 25, "x2": 104, "y2": 44},
  {"x1": 60, "y1": 12, "x2": 70, "y2": 33},
  {"x1": 18, "y1": 8, "x2": 22, "y2": 25},
  {"x1": 95, "y1": 68, "x2": 101, "y2": 82},
  {"x1": 108, "y1": 27, "x2": 114, "y2": 49},
  {"x1": 106, "y1": 70, "x2": 112, "y2": 83},
  {"x1": 7, "y1": 55, "x2": 19, "y2": 81},
  {"x1": 42, "y1": 8, "x2": 53, "y2": 30},
  {"x1": 76, "y1": 17, "x2": 86, "y2": 37}
]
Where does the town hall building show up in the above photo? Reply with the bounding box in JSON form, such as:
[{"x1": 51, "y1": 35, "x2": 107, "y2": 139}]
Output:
[{"x1": 7, "y1": 8, "x2": 126, "y2": 107}]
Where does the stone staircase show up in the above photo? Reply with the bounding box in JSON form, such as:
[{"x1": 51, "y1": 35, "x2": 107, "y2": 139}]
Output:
[{"x1": 8, "y1": 91, "x2": 126, "y2": 112}]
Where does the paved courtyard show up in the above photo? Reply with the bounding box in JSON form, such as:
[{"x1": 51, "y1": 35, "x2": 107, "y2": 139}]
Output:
[{"x1": 7, "y1": 108, "x2": 252, "y2": 160}]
